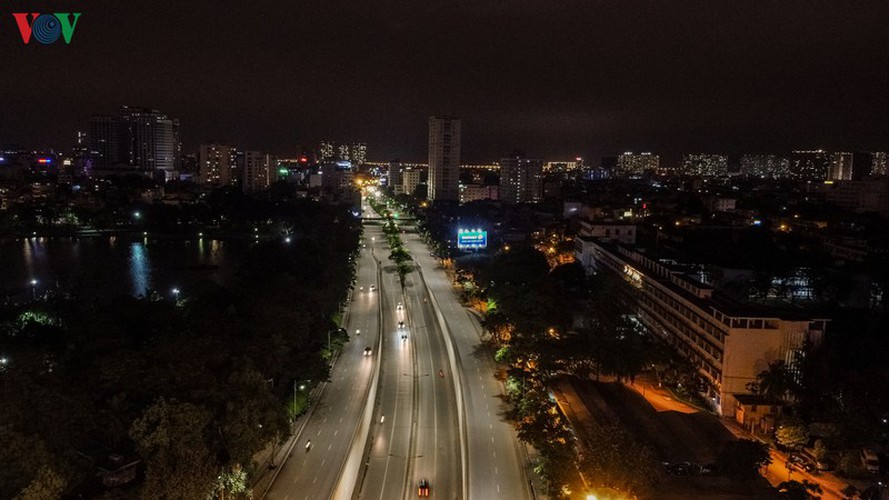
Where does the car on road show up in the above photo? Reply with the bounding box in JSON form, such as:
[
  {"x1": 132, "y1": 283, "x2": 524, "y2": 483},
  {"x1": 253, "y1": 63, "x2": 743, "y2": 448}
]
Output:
[
  {"x1": 396, "y1": 302, "x2": 403, "y2": 310},
  {"x1": 664, "y1": 462, "x2": 693, "y2": 476},
  {"x1": 417, "y1": 479, "x2": 429, "y2": 497},
  {"x1": 369, "y1": 284, "x2": 376, "y2": 291},
  {"x1": 788, "y1": 453, "x2": 816, "y2": 473},
  {"x1": 363, "y1": 347, "x2": 372, "y2": 356},
  {"x1": 398, "y1": 321, "x2": 405, "y2": 329},
  {"x1": 698, "y1": 463, "x2": 718, "y2": 476}
]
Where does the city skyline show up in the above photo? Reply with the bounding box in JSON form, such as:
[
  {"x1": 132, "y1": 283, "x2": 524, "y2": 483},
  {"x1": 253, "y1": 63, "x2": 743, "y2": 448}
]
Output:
[{"x1": 2, "y1": 1, "x2": 889, "y2": 163}]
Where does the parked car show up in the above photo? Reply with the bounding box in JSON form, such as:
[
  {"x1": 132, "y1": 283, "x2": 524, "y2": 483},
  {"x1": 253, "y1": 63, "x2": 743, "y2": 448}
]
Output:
[
  {"x1": 699, "y1": 463, "x2": 719, "y2": 476},
  {"x1": 861, "y1": 449, "x2": 881, "y2": 474},
  {"x1": 788, "y1": 453, "x2": 816, "y2": 473}
]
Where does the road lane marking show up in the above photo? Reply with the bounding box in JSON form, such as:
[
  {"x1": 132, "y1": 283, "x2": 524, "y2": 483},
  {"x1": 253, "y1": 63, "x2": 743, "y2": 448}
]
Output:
[{"x1": 334, "y1": 430, "x2": 338, "y2": 436}]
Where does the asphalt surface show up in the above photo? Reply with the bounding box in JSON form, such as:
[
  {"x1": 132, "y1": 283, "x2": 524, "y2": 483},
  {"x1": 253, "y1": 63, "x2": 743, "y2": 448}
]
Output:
[
  {"x1": 266, "y1": 224, "x2": 383, "y2": 500},
  {"x1": 403, "y1": 229, "x2": 532, "y2": 499},
  {"x1": 357, "y1": 235, "x2": 461, "y2": 500},
  {"x1": 268, "y1": 201, "x2": 531, "y2": 499}
]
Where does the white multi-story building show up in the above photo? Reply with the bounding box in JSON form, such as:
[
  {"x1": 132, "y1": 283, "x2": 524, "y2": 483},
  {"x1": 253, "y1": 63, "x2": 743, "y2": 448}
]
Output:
[
  {"x1": 402, "y1": 167, "x2": 421, "y2": 197},
  {"x1": 428, "y1": 116, "x2": 461, "y2": 202},
  {"x1": 574, "y1": 238, "x2": 827, "y2": 415}
]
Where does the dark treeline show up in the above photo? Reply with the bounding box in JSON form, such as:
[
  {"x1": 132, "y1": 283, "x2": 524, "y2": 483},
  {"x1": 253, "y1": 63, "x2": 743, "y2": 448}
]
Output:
[{"x1": 0, "y1": 196, "x2": 361, "y2": 498}]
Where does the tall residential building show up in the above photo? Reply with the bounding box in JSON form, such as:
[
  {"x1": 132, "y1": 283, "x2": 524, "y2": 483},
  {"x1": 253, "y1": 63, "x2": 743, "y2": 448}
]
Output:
[
  {"x1": 199, "y1": 144, "x2": 237, "y2": 186},
  {"x1": 790, "y1": 150, "x2": 832, "y2": 181},
  {"x1": 428, "y1": 116, "x2": 461, "y2": 202},
  {"x1": 681, "y1": 154, "x2": 729, "y2": 177},
  {"x1": 351, "y1": 143, "x2": 367, "y2": 165},
  {"x1": 88, "y1": 116, "x2": 122, "y2": 171},
  {"x1": 337, "y1": 144, "x2": 351, "y2": 161},
  {"x1": 242, "y1": 151, "x2": 276, "y2": 194},
  {"x1": 402, "y1": 167, "x2": 421, "y2": 197},
  {"x1": 616, "y1": 152, "x2": 658, "y2": 177},
  {"x1": 829, "y1": 152, "x2": 854, "y2": 181},
  {"x1": 499, "y1": 153, "x2": 543, "y2": 204},
  {"x1": 740, "y1": 155, "x2": 790, "y2": 178},
  {"x1": 319, "y1": 142, "x2": 335, "y2": 160},
  {"x1": 88, "y1": 106, "x2": 179, "y2": 178},
  {"x1": 388, "y1": 161, "x2": 403, "y2": 193},
  {"x1": 851, "y1": 152, "x2": 874, "y2": 181},
  {"x1": 872, "y1": 152, "x2": 889, "y2": 176}
]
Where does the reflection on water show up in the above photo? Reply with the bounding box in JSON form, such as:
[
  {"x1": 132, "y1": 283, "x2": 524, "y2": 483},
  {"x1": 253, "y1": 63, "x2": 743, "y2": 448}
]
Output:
[
  {"x1": 0, "y1": 236, "x2": 244, "y2": 302},
  {"x1": 129, "y1": 242, "x2": 150, "y2": 297}
]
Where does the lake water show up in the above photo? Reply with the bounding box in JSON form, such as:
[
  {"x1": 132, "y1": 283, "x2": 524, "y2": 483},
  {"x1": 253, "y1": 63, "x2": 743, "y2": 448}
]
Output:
[{"x1": 0, "y1": 236, "x2": 247, "y2": 302}]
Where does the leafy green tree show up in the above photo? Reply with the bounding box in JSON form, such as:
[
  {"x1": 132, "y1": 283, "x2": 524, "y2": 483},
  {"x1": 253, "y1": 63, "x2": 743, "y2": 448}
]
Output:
[
  {"x1": 776, "y1": 418, "x2": 809, "y2": 451},
  {"x1": 578, "y1": 422, "x2": 661, "y2": 496},
  {"x1": 812, "y1": 439, "x2": 828, "y2": 461},
  {"x1": 18, "y1": 466, "x2": 66, "y2": 500},
  {"x1": 130, "y1": 398, "x2": 219, "y2": 500},
  {"x1": 716, "y1": 439, "x2": 772, "y2": 481},
  {"x1": 747, "y1": 360, "x2": 797, "y2": 401}
]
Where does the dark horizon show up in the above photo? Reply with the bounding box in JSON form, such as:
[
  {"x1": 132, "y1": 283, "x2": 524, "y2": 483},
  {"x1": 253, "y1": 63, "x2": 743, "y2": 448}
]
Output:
[{"x1": 2, "y1": 1, "x2": 888, "y2": 164}]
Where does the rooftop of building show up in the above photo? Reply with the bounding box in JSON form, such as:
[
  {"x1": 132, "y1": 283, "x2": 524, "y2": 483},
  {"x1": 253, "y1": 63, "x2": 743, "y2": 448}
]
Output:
[{"x1": 587, "y1": 237, "x2": 829, "y2": 324}]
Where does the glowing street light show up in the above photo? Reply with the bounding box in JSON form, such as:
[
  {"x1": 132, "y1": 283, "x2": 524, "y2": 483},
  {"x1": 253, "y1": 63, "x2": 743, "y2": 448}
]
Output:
[
  {"x1": 172, "y1": 288, "x2": 180, "y2": 301},
  {"x1": 29, "y1": 279, "x2": 38, "y2": 301}
]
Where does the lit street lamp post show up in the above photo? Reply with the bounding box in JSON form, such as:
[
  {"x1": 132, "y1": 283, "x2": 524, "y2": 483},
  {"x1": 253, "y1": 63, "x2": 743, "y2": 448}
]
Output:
[
  {"x1": 30, "y1": 279, "x2": 38, "y2": 301},
  {"x1": 172, "y1": 287, "x2": 180, "y2": 302}
]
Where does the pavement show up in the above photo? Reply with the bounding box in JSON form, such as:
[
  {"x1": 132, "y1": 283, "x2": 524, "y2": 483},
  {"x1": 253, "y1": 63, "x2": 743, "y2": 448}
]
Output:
[{"x1": 555, "y1": 371, "x2": 867, "y2": 499}]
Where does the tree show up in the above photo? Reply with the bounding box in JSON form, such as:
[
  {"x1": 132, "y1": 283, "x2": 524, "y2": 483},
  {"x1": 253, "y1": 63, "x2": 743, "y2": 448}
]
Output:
[
  {"x1": 130, "y1": 398, "x2": 219, "y2": 500},
  {"x1": 716, "y1": 439, "x2": 772, "y2": 481},
  {"x1": 747, "y1": 360, "x2": 797, "y2": 401},
  {"x1": 578, "y1": 422, "x2": 661, "y2": 496},
  {"x1": 777, "y1": 479, "x2": 822, "y2": 499},
  {"x1": 18, "y1": 466, "x2": 66, "y2": 500},
  {"x1": 776, "y1": 418, "x2": 809, "y2": 451},
  {"x1": 812, "y1": 439, "x2": 828, "y2": 461}
]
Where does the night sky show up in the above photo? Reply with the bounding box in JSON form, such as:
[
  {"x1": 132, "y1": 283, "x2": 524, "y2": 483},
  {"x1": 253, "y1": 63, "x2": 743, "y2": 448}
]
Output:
[{"x1": 2, "y1": 0, "x2": 889, "y2": 163}]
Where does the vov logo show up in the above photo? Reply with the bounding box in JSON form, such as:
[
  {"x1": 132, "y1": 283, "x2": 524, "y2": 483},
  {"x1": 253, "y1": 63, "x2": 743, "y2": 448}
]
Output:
[{"x1": 12, "y1": 13, "x2": 82, "y2": 44}]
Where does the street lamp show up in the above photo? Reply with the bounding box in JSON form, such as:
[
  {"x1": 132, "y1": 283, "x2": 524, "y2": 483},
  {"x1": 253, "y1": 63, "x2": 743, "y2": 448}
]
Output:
[
  {"x1": 172, "y1": 287, "x2": 180, "y2": 302},
  {"x1": 30, "y1": 279, "x2": 38, "y2": 301},
  {"x1": 133, "y1": 211, "x2": 141, "y2": 220}
]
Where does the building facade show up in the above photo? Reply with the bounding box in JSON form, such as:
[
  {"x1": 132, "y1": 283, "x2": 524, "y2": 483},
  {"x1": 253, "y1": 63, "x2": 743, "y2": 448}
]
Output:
[
  {"x1": 428, "y1": 116, "x2": 461, "y2": 202},
  {"x1": 740, "y1": 155, "x2": 790, "y2": 178},
  {"x1": 681, "y1": 154, "x2": 729, "y2": 177},
  {"x1": 89, "y1": 106, "x2": 180, "y2": 178},
  {"x1": 791, "y1": 150, "x2": 832, "y2": 181},
  {"x1": 388, "y1": 161, "x2": 402, "y2": 193},
  {"x1": 616, "y1": 152, "x2": 659, "y2": 177},
  {"x1": 241, "y1": 151, "x2": 276, "y2": 194},
  {"x1": 402, "y1": 168, "x2": 421, "y2": 197},
  {"x1": 499, "y1": 154, "x2": 543, "y2": 204},
  {"x1": 199, "y1": 144, "x2": 237, "y2": 187},
  {"x1": 574, "y1": 238, "x2": 827, "y2": 415}
]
